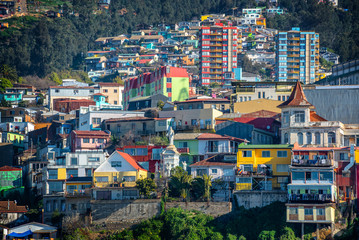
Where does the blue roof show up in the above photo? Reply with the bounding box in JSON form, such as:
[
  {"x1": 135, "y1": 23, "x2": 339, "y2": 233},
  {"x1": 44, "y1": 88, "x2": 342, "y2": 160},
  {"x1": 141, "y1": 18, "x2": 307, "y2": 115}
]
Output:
[{"x1": 8, "y1": 230, "x2": 33, "y2": 237}]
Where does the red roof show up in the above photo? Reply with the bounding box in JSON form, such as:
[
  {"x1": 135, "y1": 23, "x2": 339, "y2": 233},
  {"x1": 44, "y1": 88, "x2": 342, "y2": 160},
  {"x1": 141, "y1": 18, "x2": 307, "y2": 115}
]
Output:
[
  {"x1": 117, "y1": 151, "x2": 147, "y2": 171},
  {"x1": 233, "y1": 117, "x2": 279, "y2": 132},
  {"x1": 196, "y1": 133, "x2": 229, "y2": 140},
  {"x1": 72, "y1": 130, "x2": 110, "y2": 137},
  {"x1": 310, "y1": 111, "x2": 327, "y2": 122},
  {"x1": 278, "y1": 81, "x2": 313, "y2": 108},
  {"x1": 0, "y1": 201, "x2": 27, "y2": 213},
  {"x1": 57, "y1": 99, "x2": 95, "y2": 103},
  {"x1": 176, "y1": 98, "x2": 229, "y2": 103},
  {"x1": 92, "y1": 93, "x2": 106, "y2": 96},
  {"x1": 138, "y1": 59, "x2": 152, "y2": 64},
  {"x1": 0, "y1": 166, "x2": 21, "y2": 172}
]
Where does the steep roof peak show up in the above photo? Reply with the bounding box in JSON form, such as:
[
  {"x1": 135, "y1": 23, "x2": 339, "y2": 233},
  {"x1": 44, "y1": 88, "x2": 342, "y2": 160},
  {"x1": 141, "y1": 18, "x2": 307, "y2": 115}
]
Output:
[{"x1": 278, "y1": 81, "x2": 313, "y2": 108}]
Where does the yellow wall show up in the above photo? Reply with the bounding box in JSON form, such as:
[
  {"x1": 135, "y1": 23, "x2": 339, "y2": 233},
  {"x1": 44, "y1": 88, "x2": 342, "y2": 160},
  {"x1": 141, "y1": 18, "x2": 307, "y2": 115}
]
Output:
[
  {"x1": 235, "y1": 183, "x2": 252, "y2": 191},
  {"x1": 201, "y1": 15, "x2": 212, "y2": 21},
  {"x1": 237, "y1": 148, "x2": 291, "y2": 175},
  {"x1": 355, "y1": 149, "x2": 359, "y2": 164},
  {"x1": 286, "y1": 205, "x2": 335, "y2": 223},
  {"x1": 93, "y1": 170, "x2": 149, "y2": 188},
  {"x1": 58, "y1": 168, "x2": 67, "y2": 180}
]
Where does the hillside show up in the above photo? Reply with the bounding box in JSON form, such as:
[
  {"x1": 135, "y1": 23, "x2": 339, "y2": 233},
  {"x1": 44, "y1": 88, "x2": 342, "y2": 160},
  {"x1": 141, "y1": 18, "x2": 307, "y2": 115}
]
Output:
[{"x1": 0, "y1": 0, "x2": 358, "y2": 78}]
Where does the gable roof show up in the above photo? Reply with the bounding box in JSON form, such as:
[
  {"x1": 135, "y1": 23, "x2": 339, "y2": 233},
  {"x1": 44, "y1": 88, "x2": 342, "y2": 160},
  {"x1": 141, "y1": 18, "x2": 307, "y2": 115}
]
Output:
[
  {"x1": 0, "y1": 201, "x2": 27, "y2": 213},
  {"x1": 278, "y1": 81, "x2": 314, "y2": 108},
  {"x1": 233, "y1": 117, "x2": 279, "y2": 132},
  {"x1": 310, "y1": 111, "x2": 327, "y2": 122},
  {"x1": 117, "y1": 151, "x2": 147, "y2": 171},
  {"x1": 95, "y1": 151, "x2": 147, "y2": 173}
]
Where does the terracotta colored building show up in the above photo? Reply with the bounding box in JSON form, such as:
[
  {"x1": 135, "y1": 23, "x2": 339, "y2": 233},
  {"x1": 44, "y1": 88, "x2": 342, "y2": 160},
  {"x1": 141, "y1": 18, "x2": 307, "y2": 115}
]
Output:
[
  {"x1": 70, "y1": 130, "x2": 110, "y2": 152},
  {"x1": 54, "y1": 99, "x2": 96, "y2": 113}
]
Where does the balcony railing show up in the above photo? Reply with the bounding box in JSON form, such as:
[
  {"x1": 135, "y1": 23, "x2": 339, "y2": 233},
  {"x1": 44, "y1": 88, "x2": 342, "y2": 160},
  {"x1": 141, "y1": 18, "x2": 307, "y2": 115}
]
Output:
[
  {"x1": 291, "y1": 158, "x2": 333, "y2": 167},
  {"x1": 236, "y1": 169, "x2": 273, "y2": 177},
  {"x1": 288, "y1": 193, "x2": 332, "y2": 202},
  {"x1": 177, "y1": 147, "x2": 190, "y2": 153}
]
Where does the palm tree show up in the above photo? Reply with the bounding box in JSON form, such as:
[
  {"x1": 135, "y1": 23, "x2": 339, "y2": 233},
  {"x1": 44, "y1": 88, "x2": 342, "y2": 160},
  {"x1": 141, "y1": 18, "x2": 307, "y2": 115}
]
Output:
[
  {"x1": 169, "y1": 167, "x2": 192, "y2": 202},
  {"x1": 202, "y1": 174, "x2": 212, "y2": 205}
]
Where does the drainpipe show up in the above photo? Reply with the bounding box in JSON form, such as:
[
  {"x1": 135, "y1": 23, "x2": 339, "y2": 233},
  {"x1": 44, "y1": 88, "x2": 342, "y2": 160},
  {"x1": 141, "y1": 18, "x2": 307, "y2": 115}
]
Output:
[{"x1": 343, "y1": 144, "x2": 355, "y2": 173}]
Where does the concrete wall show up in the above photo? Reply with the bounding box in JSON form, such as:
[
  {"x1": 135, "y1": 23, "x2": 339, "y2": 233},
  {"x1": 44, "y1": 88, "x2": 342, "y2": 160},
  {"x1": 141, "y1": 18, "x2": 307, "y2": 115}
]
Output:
[
  {"x1": 234, "y1": 190, "x2": 287, "y2": 209},
  {"x1": 90, "y1": 199, "x2": 232, "y2": 224},
  {"x1": 304, "y1": 87, "x2": 359, "y2": 124}
]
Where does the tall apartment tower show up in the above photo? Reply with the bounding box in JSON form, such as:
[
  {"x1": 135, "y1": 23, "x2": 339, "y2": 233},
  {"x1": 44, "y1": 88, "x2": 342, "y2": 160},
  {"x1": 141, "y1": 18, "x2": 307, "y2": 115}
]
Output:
[
  {"x1": 199, "y1": 26, "x2": 239, "y2": 86},
  {"x1": 276, "y1": 27, "x2": 320, "y2": 84}
]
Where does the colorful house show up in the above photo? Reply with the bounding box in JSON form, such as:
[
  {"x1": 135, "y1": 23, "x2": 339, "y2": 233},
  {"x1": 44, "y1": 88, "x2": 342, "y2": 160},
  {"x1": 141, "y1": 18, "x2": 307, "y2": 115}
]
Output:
[
  {"x1": 235, "y1": 144, "x2": 292, "y2": 191},
  {"x1": 123, "y1": 66, "x2": 190, "y2": 110},
  {"x1": 0, "y1": 166, "x2": 24, "y2": 198},
  {"x1": 70, "y1": 130, "x2": 110, "y2": 152},
  {"x1": 94, "y1": 151, "x2": 149, "y2": 188}
]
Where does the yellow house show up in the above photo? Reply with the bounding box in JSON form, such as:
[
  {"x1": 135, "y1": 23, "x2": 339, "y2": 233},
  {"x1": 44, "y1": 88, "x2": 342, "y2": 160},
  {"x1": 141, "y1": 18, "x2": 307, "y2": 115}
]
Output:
[
  {"x1": 236, "y1": 144, "x2": 292, "y2": 191},
  {"x1": 286, "y1": 203, "x2": 335, "y2": 224},
  {"x1": 94, "y1": 151, "x2": 149, "y2": 188}
]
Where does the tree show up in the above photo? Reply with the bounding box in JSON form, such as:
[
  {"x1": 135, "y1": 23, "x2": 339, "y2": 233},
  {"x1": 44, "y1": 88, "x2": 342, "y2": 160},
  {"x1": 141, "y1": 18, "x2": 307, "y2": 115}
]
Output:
[
  {"x1": 0, "y1": 65, "x2": 18, "y2": 82},
  {"x1": 258, "y1": 230, "x2": 276, "y2": 240},
  {"x1": 49, "y1": 72, "x2": 62, "y2": 85},
  {"x1": 157, "y1": 100, "x2": 165, "y2": 110},
  {"x1": 0, "y1": 78, "x2": 13, "y2": 93},
  {"x1": 0, "y1": 99, "x2": 11, "y2": 107},
  {"x1": 51, "y1": 209, "x2": 64, "y2": 227},
  {"x1": 202, "y1": 174, "x2": 212, "y2": 204},
  {"x1": 169, "y1": 167, "x2": 192, "y2": 201},
  {"x1": 136, "y1": 178, "x2": 157, "y2": 198},
  {"x1": 279, "y1": 227, "x2": 297, "y2": 240}
]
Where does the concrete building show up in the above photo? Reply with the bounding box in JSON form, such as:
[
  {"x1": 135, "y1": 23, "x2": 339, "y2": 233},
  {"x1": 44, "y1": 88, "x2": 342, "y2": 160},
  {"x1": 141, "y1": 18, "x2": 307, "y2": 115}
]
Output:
[
  {"x1": 123, "y1": 66, "x2": 189, "y2": 110},
  {"x1": 78, "y1": 105, "x2": 144, "y2": 131},
  {"x1": 70, "y1": 130, "x2": 110, "y2": 152},
  {"x1": 199, "y1": 26, "x2": 239, "y2": 85},
  {"x1": 235, "y1": 144, "x2": 292, "y2": 191},
  {"x1": 279, "y1": 82, "x2": 359, "y2": 147},
  {"x1": 48, "y1": 86, "x2": 100, "y2": 110},
  {"x1": 275, "y1": 27, "x2": 320, "y2": 84},
  {"x1": 97, "y1": 82, "x2": 124, "y2": 106},
  {"x1": 230, "y1": 81, "x2": 294, "y2": 105}
]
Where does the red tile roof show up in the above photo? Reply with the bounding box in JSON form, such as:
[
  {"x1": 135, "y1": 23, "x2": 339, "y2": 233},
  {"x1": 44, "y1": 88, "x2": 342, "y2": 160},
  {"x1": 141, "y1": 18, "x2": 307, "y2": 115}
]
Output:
[
  {"x1": 72, "y1": 130, "x2": 110, "y2": 137},
  {"x1": 117, "y1": 151, "x2": 147, "y2": 171},
  {"x1": 278, "y1": 81, "x2": 313, "y2": 108},
  {"x1": 0, "y1": 166, "x2": 21, "y2": 172},
  {"x1": 196, "y1": 133, "x2": 229, "y2": 140},
  {"x1": 233, "y1": 117, "x2": 279, "y2": 132},
  {"x1": 92, "y1": 93, "x2": 106, "y2": 96},
  {"x1": 310, "y1": 111, "x2": 327, "y2": 122},
  {"x1": 0, "y1": 201, "x2": 27, "y2": 213}
]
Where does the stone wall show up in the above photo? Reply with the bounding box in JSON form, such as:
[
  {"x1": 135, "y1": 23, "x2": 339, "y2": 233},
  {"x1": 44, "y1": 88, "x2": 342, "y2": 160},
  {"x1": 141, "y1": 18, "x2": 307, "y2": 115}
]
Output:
[
  {"x1": 234, "y1": 190, "x2": 287, "y2": 209},
  {"x1": 165, "y1": 202, "x2": 232, "y2": 217},
  {"x1": 90, "y1": 199, "x2": 232, "y2": 225}
]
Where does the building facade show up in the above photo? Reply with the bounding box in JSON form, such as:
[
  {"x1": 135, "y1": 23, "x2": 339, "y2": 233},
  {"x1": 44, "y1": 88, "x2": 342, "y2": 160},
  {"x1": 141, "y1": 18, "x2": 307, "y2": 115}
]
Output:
[
  {"x1": 275, "y1": 27, "x2": 320, "y2": 84},
  {"x1": 199, "y1": 26, "x2": 239, "y2": 85}
]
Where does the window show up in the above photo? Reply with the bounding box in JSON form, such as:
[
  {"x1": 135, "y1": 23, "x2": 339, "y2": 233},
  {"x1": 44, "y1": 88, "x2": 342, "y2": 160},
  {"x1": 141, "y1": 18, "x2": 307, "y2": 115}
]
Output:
[
  {"x1": 114, "y1": 101, "x2": 118, "y2": 104},
  {"x1": 191, "y1": 119, "x2": 198, "y2": 126},
  {"x1": 236, "y1": 177, "x2": 251, "y2": 184},
  {"x1": 294, "y1": 111, "x2": 305, "y2": 123},
  {"x1": 242, "y1": 164, "x2": 253, "y2": 172},
  {"x1": 48, "y1": 181, "x2": 63, "y2": 192},
  {"x1": 71, "y1": 157, "x2": 78, "y2": 165},
  {"x1": 262, "y1": 92, "x2": 265, "y2": 98},
  {"x1": 88, "y1": 157, "x2": 99, "y2": 162},
  {"x1": 284, "y1": 133, "x2": 289, "y2": 144},
  {"x1": 297, "y1": 132, "x2": 303, "y2": 145},
  {"x1": 123, "y1": 176, "x2": 136, "y2": 182},
  {"x1": 167, "y1": 88, "x2": 172, "y2": 93},
  {"x1": 167, "y1": 78, "x2": 172, "y2": 83},
  {"x1": 86, "y1": 169, "x2": 92, "y2": 177},
  {"x1": 103, "y1": 89, "x2": 108, "y2": 93},
  {"x1": 117, "y1": 125, "x2": 121, "y2": 133},
  {"x1": 55, "y1": 89, "x2": 59, "y2": 93},
  {"x1": 136, "y1": 148, "x2": 148, "y2": 156},
  {"x1": 289, "y1": 208, "x2": 298, "y2": 215},
  {"x1": 67, "y1": 169, "x2": 78, "y2": 178},
  {"x1": 317, "y1": 208, "x2": 325, "y2": 216},
  {"x1": 306, "y1": 132, "x2": 312, "y2": 144},
  {"x1": 304, "y1": 208, "x2": 313, "y2": 215},
  {"x1": 92, "y1": 118, "x2": 101, "y2": 124},
  {"x1": 283, "y1": 112, "x2": 289, "y2": 124},
  {"x1": 48, "y1": 152, "x2": 54, "y2": 160},
  {"x1": 83, "y1": 138, "x2": 90, "y2": 143},
  {"x1": 96, "y1": 176, "x2": 108, "y2": 182},
  {"x1": 211, "y1": 169, "x2": 218, "y2": 174},
  {"x1": 114, "y1": 89, "x2": 118, "y2": 93},
  {"x1": 258, "y1": 92, "x2": 261, "y2": 99},
  {"x1": 277, "y1": 151, "x2": 288, "y2": 158},
  {"x1": 158, "y1": 120, "x2": 166, "y2": 126},
  {"x1": 179, "y1": 142, "x2": 188, "y2": 148},
  {"x1": 340, "y1": 153, "x2": 349, "y2": 161},
  {"x1": 319, "y1": 172, "x2": 333, "y2": 182},
  {"x1": 111, "y1": 161, "x2": 122, "y2": 167},
  {"x1": 328, "y1": 132, "x2": 336, "y2": 144},
  {"x1": 262, "y1": 151, "x2": 270, "y2": 157},
  {"x1": 208, "y1": 141, "x2": 219, "y2": 152},
  {"x1": 242, "y1": 151, "x2": 252, "y2": 157},
  {"x1": 292, "y1": 172, "x2": 305, "y2": 181},
  {"x1": 98, "y1": 138, "x2": 104, "y2": 143},
  {"x1": 315, "y1": 132, "x2": 321, "y2": 145},
  {"x1": 48, "y1": 170, "x2": 58, "y2": 179}
]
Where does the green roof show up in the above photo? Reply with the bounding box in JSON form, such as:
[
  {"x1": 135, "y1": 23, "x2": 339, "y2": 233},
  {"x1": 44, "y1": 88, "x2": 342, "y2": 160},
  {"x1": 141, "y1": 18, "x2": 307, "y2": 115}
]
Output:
[{"x1": 238, "y1": 144, "x2": 293, "y2": 149}]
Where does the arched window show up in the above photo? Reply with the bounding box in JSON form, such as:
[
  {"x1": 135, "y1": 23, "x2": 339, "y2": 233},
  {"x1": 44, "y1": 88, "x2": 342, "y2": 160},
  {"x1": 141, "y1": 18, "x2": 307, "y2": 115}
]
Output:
[
  {"x1": 297, "y1": 132, "x2": 303, "y2": 145},
  {"x1": 284, "y1": 133, "x2": 289, "y2": 144},
  {"x1": 306, "y1": 132, "x2": 312, "y2": 145},
  {"x1": 315, "y1": 132, "x2": 320, "y2": 145},
  {"x1": 328, "y1": 132, "x2": 336, "y2": 144}
]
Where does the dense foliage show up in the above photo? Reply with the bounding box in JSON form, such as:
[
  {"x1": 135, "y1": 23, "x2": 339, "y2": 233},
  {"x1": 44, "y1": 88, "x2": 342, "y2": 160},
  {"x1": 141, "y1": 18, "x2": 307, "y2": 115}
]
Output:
[{"x1": 1, "y1": 0, "x2": 358, "y2": 78}]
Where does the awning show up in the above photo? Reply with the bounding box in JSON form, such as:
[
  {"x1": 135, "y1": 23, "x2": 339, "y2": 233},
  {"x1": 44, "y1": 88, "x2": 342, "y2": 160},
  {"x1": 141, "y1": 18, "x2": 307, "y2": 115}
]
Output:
[{"x1": 8, "y1": 230, "x2": 33, "y2": 237}]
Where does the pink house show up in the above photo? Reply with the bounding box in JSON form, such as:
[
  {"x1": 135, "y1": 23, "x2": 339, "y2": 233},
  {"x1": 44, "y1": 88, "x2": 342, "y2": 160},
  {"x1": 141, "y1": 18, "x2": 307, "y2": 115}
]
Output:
[{"x1": 70, "y1": 130, "x2": 111, "y2": 152}]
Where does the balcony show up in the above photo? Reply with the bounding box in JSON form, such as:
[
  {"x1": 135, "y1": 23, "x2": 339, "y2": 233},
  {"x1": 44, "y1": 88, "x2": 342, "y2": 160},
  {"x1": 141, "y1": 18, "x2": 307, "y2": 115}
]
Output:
[
  {"x1": 288, "y1": 193, "x2": 333, "y2": 203},
  {"x1": 210, "y1": 65, "x2": 222, "y2": 68},
  {"x1": 288, "y1": 37, "x2": 300, "y2": 41},
  {"x1": 287, "y1": 54, "x2": 300, "y2": 58},
  {"x1": 210, "y1": 55, "x2": 222, "y2": 58},
  {"x1": 210, "y1": 71, "x2": 222, "y2": 74},
  {"x1": 236, "y1": 169, "x2": 273, "y2": 178},
  {"x1": 291, "y1": 158, "x2": 334, "y2": 167},
  {"x1": 177, "y1": 147, "x2": 190, "y2": 153},
  {"x1": 210, "y1": 38, "x2": 223, "y2": 41},
  {"x1": 212, "y1": 60, "x2": 222, "y2": 63}
]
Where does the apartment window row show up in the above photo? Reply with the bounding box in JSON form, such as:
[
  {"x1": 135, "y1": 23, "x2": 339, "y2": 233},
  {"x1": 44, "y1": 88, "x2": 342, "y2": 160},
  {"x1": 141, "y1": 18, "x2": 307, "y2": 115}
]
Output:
[
  {"x1": 278, "y1": 95, "x2": 289, "y2": 101},
  {"x1": 82, "y1": 138, "x2": 105, "y2": 144},
  {"x1": 296, "y1": 132, "x2": 334, "y2": 145},
  {"x1": 239, "y1": 96, "x2": 252, "y2": 102}
]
